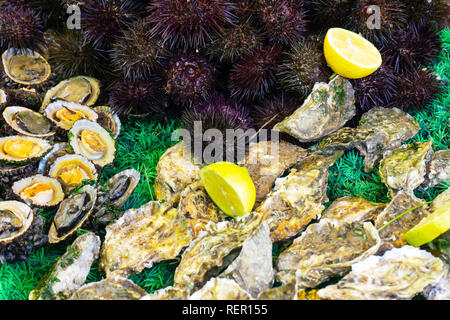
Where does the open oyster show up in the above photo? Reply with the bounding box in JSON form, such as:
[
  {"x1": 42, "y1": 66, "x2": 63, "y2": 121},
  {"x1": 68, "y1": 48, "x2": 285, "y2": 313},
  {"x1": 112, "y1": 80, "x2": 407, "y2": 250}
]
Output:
[
  {"x1": 379, "y1": 140, "x2": 434, "y2": 196},
  {"x1": 94, "y1": 106, "x2": 121, "y2": 139},
  {"x1": 375, "y1": 190, "x2": 429, "y2": 252},
  {"x1": 317, "y1": 246, "x2": 445, "y2": 300},
  {"x1": 277, "y1": 220, "x2": 381, "y2": 288},
  {"x1": 41, "y1": 76, "x2": 100, "y2": 110},
  {"x1": 154, "y1": 142, "x2": 202, "y2": 206},
  {"x1": 0, "y1": 136, "x2": 52, "y2": 164},
  {"x1": 45, "y1": 101, "x2": 98, "y2": 131},
  {"x1": 424, "y1": 150, "x2": 450, "y2": 188},
  {"x1": 100, "y1": 201, "x2": 192, "y2": 277},
  {"x1": 1, "y1": 49, "x2": 51, "y2": 86},
  {"x1": 48, "y1": 185, "x2": 97, "y2": 244},
  {"x1": 3, "y1": 106, "x2": 55, "y2": 138},
  {"x1": 141, "y1": 286, "x2": 189, "y2": 300},
  {"x1": 37, "y1": 143, "x2": 72, "y2": 175},
  {"x1": 12, "y1": 174, "x2": 64, "y2": 207},
  {"x1": 321, "y1": 196, "x2": 386, "y2": 223},
  {"x1": 29, "y1": 232, "x2": 100, "y2": 300},
  {"x1": 189, "y1": 278, "x2": 251, "y2": 300},
  {"x1": 273, "y1": 75, "x2": 355, "y2": 143},
  {"x1": 256, "y1": 151, "x2": 343, "y2": 242},
  {"x1": 48, "y1": 154, "x2": 98, "y2": 192},
  {"x1": 354, "y1": 107, "x2": 420, "y2": 172},
  {"x1": 310, "y1": 127, "x2": 358, "y2": 155},
  {"x1": 240, "y1": 140, "x2": 308, "y2": 206},
  {"x1": 70, "y1": 277, "x2": 146, "y2": 300},
  {"x1": 69, "y1": 119, "x2": 116, "y2": 167}
]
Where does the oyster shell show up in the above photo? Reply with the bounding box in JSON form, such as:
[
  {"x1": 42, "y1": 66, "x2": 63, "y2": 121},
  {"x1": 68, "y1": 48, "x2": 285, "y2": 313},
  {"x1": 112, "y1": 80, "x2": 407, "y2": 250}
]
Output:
[
  {"x1": 29, "y1": 232, "x2": 100, "y2": 300},
  {"x1": 240, "y1": 140, "x2": 308, "y2": 206},
  {"x1": 94, "y1": 106, "x2": 121, "y2": 139},
  {"x1": 37, "y1": 143, "x2": 71, "y2": 175},
  {"x1": 154, "y1": 142, "x2": 202, "y2": 206},
  {"x1": 0, "y1": 136, "x2": 52, "y2": 164},
  {"x1": 317, "y1": 246, "x2": 445, "y2": 300},
  {"x1": 3, "y1": 106, "x2": 55, "y2": 138},
  {"x1": 375, "y1": 190, "x2": 429, "y2": 252},
  {"x1": 354, "y1": 107, "x2": 420, "y2": 172},
  {"x1": 48, "y1": 154, "x2": 98, "y2": 191},
  {"x1": 1, "y1": 49, "x2": 51, "y2": 86},
  {"x1": 140, "y1": 286, "x2": 189, "y2": 300},
  {"x1": 256, "y1": 151, "x2": 343, "y2": 242},
  {"x1": 70, "y1": 277, "x2": 146, "y2": 300},
  {"x1": 277, "y1": 220, "x2": 381, "y2": 288},
  {"x1": 379, "y1": 140, "x2": 434, "y2": 196},
  {"x1": 45, "y1": 101, "x2": 98, "y2": 131},
  {"x1": 310, "y1": 127, "x2": 358, "y2": 155},
  {"x1": 0, "y1": 201, "x2": 33, "y2": 243},
  {"x1": 423, "y1": 266, "x2": 450, "y2": 300},
  {"x1": 424, "y1": 149, "x2": 450, "y2": 188},
  {"x1": 48, "y1": 185, "x2": 97, "y2": 244},
  {"x1": 100, "y1": 201, "x2": 192, "y2": 277},
  {"x1": 256, "y1": 281, "x2": 296, "y2": 300},
  {"x1": 321, "y1": 196, "x2": 387, "y2": 223},
  {"x1": 189, "y1": 278, "x2": 252, "y2": 300},
  {"x1": 0, "y1": 161, "x2": 37, "y2": 187},
  {"x1": 273, "y1": 75, "x2": 355, "y2": 142},
  {"x1": 12, "y1": 174, "x2": 64, "y2": 207}
]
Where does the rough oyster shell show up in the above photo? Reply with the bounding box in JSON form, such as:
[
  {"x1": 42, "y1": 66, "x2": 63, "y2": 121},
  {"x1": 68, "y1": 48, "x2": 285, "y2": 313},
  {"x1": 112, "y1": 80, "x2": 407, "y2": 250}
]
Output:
[
  {"x1": 2, "y1": 49, "x2": 51, "y2": 86},
  {"x1": 154, "y1": 142, "x2": 202, "y2": 206},
  {"x1": 189, "y1": 278, "x2": 251, "y2": 300},
  {"x1": 423, "y1": 149, "x2": 450, "y2": 188},
  {"x1": 0, "y1": 201, "x2": 33, "y2": 244},
  {"x1": 100, "y1": 201, "x2": 192, "y2": 278},
  {"x1": 310, "y1": 127, "x2": 358, "y2": 155},
  {"x1": 256, "y1": 281, "x2": 296, "y2": 300},
  {"x1": 354, "y1": 107, "x2": 420, "y2": 172},
  {"x1": 140, "y1": 286, "x2": 189, "y2": 300},
  {"x1": 256, "y1": 151, "x2": 343, "y2": 242},
  {"x1": 29, "y1": 232, "x2": 100, "y2": 300},
  {"x1": 375, "y1": 190, "x2": 429, "y2": 252},
  {"x1": 239, "y1": 140, "x2": 308, "y2": 206},
  {"x1": 277, "y1": 220, "x2": 381, "y2": 288},
  {"x1": 317, "y1": 246, "x2": 445, "y2": 300},
  {"x1": 0, "y1": 161, "x2": 37, "y2": 187},
  {"x1": 12, "y1": 174, "x2": 64, "y2": 207},
  {"x1": 37, "y1": 143, "x2": 71, "y2": 175},
  {"x1": 68, "y1": 119, "x2": 116, "y2": 167},
  {"x1": 70, "y1": 277, "x2": 146, "y2": 300},
  {"x1": 0, "y1": 135, "x2": 52, "y2": 164},
  {"x1": 273, "y1": 75, "x2": 355, "y2": 142},
  {"x1": 45, "y1": 101, "x2": 98, "y2": 131},
  {"x1": 321, "y1": 196, "x2": 387, "y2": 223},
  {"x1": 48, "y1": 185, "x2": 97, "y2": 244},
  {"x1": 94, "y1": 106, "x2": 121, "y2": 139},
  {"x1": 3, "y1": 106, "x2": 55, "y2": 138},
  {"x1": 379, "y1": 140, "x2": 434, "y2": 196}
]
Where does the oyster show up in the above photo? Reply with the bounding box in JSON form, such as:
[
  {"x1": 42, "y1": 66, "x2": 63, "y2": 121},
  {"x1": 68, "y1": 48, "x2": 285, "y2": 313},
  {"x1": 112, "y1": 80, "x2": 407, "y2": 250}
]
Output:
[
  {"x1": 12, "y1": 174, "x2": 64, "y2": 207},
  {"x1": 37, "y1": 143, "x2": 72, "y2": 175},
  {"x1": 221, "y1": 221, "x2": 274, "y2": 298},
  {"x1": 48, "y1": 185, "x2": 97, "y2": 244},
  {"x1": 256, "y1": 151, "x2": 343, "y2": 242},
  {"x1": 354, "y1": 107, "x2": 420, "y2": 172},
  {"x1": 45, "y1": 101, "x2": 98, "y2": 131},
  {"x1": 321, "y1": 196, "x2": 387, "y2": 223},
  {"x1": 277, "y1": 220, "x2": 381, "y2": 288},
  {"x1": 178, "y1": 181, "x2": 226, "y2": 238},
  {"x1": 154, "y1": 142, "x2": 202, "y2": 206},
  {"x1": 375, "y1": 190, "x2": 429, "y2": 252},
  {"x1": 3, "y1": 106, "x2": 55, "y2": 138},
  {"x1": 0, "y1": 201, "x2": 33, "y2": 243},
  {"x1": 70, "y1": 277, "x2": 146, "y2": 300},
  {"x1": 423, "y1": 266, "x2": 450, "y2": 300},
  {"x1": 174, "y1": 211, "x2": 265, "y2": 291},
  {"x1": 48, "y1": 154, "x2": 98, "y2": 191},
  {"x1": 29, "y1": 232, "x2": 100, "y2": 300},
  {"x1": 317, "y1": 246, "x2": 445, "y2": 300},
  {"x1": 68, "y1": 119, "x2": 116, "y2": 167},
  {"x1": 240, "y1": 140, "x2": 308, "y2": 206},
  {"x1": 41, "y1": 76, "x2": 100, "y2": 110},
  {"x1": 379, "y1": 140, "x2": 434, "y2": 196},
  {"x1": 94, "y1": 106, "x2": 121, "y2": 139},
  {"x1": 1, "y1": 49, "x2": 51, "y2": 86},
  {"x1": 0, "y1": 136, "x2": 52, "y2": 164},
  {"x1": 273, "y1": 75, "x2": 355, "y2": 143},
  {"x1": 256, "y1": 281, "x2": 296, "y2": 300},
  {"x1": 189, "y1": 278, "x2": 251, "y2": 300},
  {"x1": 100, "y1": 201, "x2": 192, "y2": 277},
  {"x1": 310, "y1": 127, "x2": 358, "y2": 155},
  {"x1": 141, "y1": 286, "x2": 189, "y2": 300},
  {"x1": 424, "y1": 149, "x2": 450, "y2": 188}
]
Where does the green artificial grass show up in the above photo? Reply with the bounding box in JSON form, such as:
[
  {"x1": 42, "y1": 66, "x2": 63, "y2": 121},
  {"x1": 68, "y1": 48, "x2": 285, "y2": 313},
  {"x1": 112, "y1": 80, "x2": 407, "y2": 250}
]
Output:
[{"x1": 0, "y1": 29, "x2": 448, "y2": 300}]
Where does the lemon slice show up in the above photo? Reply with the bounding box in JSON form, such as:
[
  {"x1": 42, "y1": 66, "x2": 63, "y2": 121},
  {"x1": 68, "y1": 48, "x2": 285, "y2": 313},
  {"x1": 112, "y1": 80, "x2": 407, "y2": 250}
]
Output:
[
  {"x1": 405, "y1": 202, "x2": 450, "y2": 247},
  {"x1": 200, "y1": 162, "x2": 256, "y2": 218},
  {"x1": 324, "y1": 28, "x2": 382, "y2": 79}
]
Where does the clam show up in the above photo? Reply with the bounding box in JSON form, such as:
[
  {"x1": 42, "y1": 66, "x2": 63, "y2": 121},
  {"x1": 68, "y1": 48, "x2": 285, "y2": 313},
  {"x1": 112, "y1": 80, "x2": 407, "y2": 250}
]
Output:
[
  {"x1": 45, "y1": 101, "x2": 98, "y2": 131},
  {"x1": 69, "y1": 120, "x2": 116, "y2": 167},
  {"x1": 0, "y1": 136, "x2": 52, "y2": 164},
  {"x1": 0, "y1": 201, "x2": 33, "y2": 242},
  {"x1": 12, "y1": 174, "x2": 64, "y2": 207},
  {"x1": 1, "y1": 49, "x2": 51, "y2": 86},
  {"x1": 94, "y1": 106, "x2": 121, "y2": 139},
  {"x1": 48, "y1": 185, "x2": 97, "y2": 243},
  {"x1": 3, "y1": 106, "x2": 55, "y2": 138}
]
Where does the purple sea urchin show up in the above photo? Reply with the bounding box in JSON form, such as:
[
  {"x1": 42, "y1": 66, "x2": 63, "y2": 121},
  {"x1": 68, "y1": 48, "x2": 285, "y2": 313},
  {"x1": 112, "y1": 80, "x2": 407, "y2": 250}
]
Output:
[
  {"x1": 147, "y1": 0, "x2": 237, "y2": 50},
  {"x1": 304, "y1": 0, "x2": 353, "y2": 30},
  {"x1": 251, "y1": 94, "x2": 298, "y2": 130},
  {"x1": 400, "y1": 0, "x2": 448, "y2": 26},
  {"x1": 164, "y1": 54, "x2": 216, "y2": 106},
  {"x1": 228, "y1": 45, "x2": 282, "y2": 102}
]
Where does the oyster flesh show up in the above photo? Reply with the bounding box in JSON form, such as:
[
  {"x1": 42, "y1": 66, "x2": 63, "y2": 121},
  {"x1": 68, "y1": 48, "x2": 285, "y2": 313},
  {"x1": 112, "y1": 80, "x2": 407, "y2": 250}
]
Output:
[
  {"x1": 189, "y1": 278, "x2": 251, "y2": 300},
  {"x1": 100, "y1": 201, "x2": 192, "y2": 277},
  {"x1": 317, "y1": 246, "x2": 445, "y2": 300},
  {"x1": 70, "y1": 277, "x2": 146, "y2": 300},
  {"x1": 140, "y1": 286, "x2": 189, "y2": 300},
  {"x1": 48, "y1": 154, "x2": 98, "y2": 191},
  {"x1": 29, "y1": 232, "x2": 100, "y2": 300},
  {"x1": 423, "y1": 149, "x2": 450, "y2": 188},
  {"x1": 273, "y1": 75, "x2": 355, "y2": 143},
  {"x1": 321, "y1": 196, "x2": 386, "y2": 223},
  {"x1": 2, "y1": 49, "x2": 51, "y2": 86},
  {"x1": 12, "y1": 174, "x2": 65, "y2": 207},
  {"x1": 0, "y1": 136, "x2": 52, "y2": 164},
  {"x1": 3, "y1": 106, "x2": 55, "y2": 138}
]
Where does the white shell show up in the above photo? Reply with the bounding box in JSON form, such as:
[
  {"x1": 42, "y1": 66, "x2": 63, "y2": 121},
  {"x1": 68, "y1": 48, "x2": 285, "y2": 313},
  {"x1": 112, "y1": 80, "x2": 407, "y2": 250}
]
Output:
[
  {"x1": 12, "y1": 174, "x2": 64, "y2": 207},
  {"x1": 45, "y1": 101, "x2": 98, "y2": 130}
]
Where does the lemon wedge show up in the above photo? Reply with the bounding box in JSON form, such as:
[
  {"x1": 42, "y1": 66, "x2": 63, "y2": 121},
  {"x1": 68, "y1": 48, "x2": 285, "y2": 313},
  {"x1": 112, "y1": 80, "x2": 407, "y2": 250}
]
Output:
[
  {"x1": 200, "y1": 162, "x2": 256, "y2": 218},
  {"x1": 324, "y1": 28, "x2": 382, "y2": 79},
  {"x1": 405, "y1": 202, "x2": 450, "y2": 247}
]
